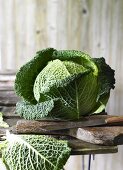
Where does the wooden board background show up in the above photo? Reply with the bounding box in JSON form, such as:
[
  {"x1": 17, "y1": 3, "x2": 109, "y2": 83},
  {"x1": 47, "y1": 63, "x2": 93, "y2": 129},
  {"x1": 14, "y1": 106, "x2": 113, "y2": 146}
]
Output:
[{"x1": 0, "y1": 0, "x2": 123, "y2": 169}]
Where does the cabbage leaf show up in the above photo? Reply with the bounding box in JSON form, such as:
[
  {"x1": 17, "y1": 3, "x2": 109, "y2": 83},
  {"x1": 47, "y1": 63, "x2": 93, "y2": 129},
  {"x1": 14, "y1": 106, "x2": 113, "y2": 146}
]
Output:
[
  {"x1": 1, "y1": 134, "x2": 71, "y2": 170},
  {"x1": 15, "y1": 48, "x2": 56, "y2": 104}
]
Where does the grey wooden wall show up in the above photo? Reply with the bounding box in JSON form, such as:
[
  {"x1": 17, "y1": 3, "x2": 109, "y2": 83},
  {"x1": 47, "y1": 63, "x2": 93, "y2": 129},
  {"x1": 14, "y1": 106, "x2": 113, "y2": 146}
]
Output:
[{"x1": 0, "y1": 0, "x2": 123, "y2": 169}]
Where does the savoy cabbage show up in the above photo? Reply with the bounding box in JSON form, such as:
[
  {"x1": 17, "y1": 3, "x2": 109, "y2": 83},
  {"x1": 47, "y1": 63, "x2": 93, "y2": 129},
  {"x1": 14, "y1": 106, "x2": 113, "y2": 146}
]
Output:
[{"x1": 15, "y1": 48, "x2": 115, "y2": 120}]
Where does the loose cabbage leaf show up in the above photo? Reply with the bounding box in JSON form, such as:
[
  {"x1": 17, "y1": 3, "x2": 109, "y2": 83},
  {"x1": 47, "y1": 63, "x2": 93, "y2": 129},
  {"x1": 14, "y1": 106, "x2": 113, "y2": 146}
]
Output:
[{"x1": 1, "y1": 134, "x2": 71, "y2": 170}]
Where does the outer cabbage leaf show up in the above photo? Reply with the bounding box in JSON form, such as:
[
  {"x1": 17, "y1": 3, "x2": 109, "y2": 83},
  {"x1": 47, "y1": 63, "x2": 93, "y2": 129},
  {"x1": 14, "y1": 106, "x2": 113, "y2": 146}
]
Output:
[
  {"x1": 93, "y1": 57, "x2": 115, "y2": 99},
  {"x1": 47, "y1": 72, "x2": 99, "y2": 119},
  {"x1": 1, "y1": 135, "x2": 71, "y2": 170},
  {"x1": 14, "y1": 48, "x2": 56, "y2": 104},
  {"x1": 16, "y1": 100, "x2": 54, "y2": 120},
  {"x1": 91, "y1": 58, "x2": 115, "y2": 114}
]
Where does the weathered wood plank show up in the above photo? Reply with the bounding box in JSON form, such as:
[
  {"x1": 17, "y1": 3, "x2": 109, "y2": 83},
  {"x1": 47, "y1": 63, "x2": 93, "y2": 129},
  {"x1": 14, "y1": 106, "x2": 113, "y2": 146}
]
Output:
[
  {"x1": 0, "y1": 91, "x2": 19, "y2": 106},
  {"x1": 1, "y1": 107, "x2": 17, "y2": 117},
  {"x1": 68, "y1": 139, "x2": 118, "y2": 155},
  {"x1": 0, "y1": 79, "x2": 14, "y2": 91},
  {"x1": 35, "y1": 0, "x2": 48, "y2": 50},
  {"x1": 70, "y1": 127, "x2": 123, "y2": 146},
  {"x1": 10, "y1": 120, "x2": 123, "y2": 146},
  {"x1": 13, "y1": 116, "x2": 123, "y2": 132}
]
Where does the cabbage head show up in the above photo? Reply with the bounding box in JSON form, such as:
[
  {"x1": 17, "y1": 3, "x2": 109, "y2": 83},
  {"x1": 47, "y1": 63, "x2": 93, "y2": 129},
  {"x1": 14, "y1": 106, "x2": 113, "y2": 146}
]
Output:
[{"x1": 15, "y1": 48, "x2": 115, "y2": 120}]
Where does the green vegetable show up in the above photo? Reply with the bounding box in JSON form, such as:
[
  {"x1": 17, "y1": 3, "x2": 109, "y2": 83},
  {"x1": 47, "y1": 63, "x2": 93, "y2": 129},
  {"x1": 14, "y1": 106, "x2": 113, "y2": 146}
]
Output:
[
  {"x1": 0, "y1": 134, "x2": 71, "y2": 170},
  {"x1": 15, "y1": 48, "x2": 115, "y2": 120}
]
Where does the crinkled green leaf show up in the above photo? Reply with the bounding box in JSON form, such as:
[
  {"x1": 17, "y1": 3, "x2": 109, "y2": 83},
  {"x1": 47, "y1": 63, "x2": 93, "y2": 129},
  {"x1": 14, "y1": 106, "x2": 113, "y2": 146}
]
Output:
[
  {"x1": 33, "y1": 59, "x2": 89, "y2": 102},
  {"x1": 16, "y1": 100, "x2": 54, "y2": 120},
  {"x1": 47, "y1": 72, "x2": 99, "y2": 119},
  {"x1": 1, "y1": 134, "x2": 71, "y2": 170},
  {"x1": 93, "y1": 57, "x2": 115, "y2": 100},
  {"x1": 14, "y1": 48, "x2": 56, "y2": 104},
  {"x1": 34, "y1": 72, "x2": 99, "y2": 119},
  {"x1": 88, "y1": 58, "x2": 115, "y2": 114},
  {"x1": 52, "y1": 50, "x2": 98, "y2": 75}
]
